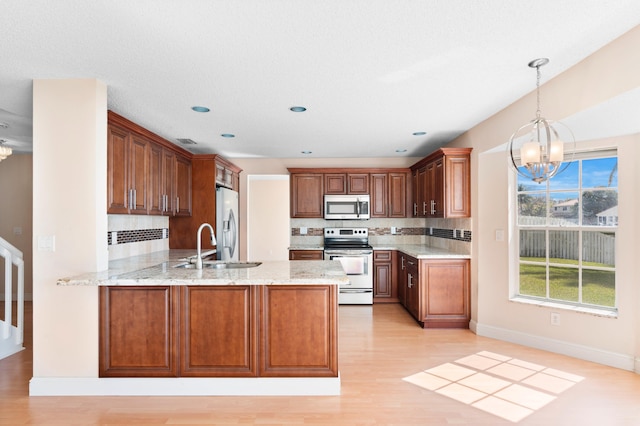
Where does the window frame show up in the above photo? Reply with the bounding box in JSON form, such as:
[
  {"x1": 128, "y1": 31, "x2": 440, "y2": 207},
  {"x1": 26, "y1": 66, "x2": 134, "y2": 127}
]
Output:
[{"x1": 510, "y1": 149, "x2": 618, "y2": 316}]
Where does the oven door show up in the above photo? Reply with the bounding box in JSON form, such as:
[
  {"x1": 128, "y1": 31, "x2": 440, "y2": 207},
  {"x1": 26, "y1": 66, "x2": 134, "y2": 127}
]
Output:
[{"x1": 324, "y1": 250, "x2": 373, "y2": 304}]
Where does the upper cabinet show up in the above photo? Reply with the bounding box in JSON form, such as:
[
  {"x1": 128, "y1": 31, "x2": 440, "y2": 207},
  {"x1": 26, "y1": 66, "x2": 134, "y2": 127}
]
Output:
[
  {"x1": 288, "y1": 168, "x2": 410, "y2": 219},
  {"x1": 215, "y1": 156, "x2": 241, "y2": 191},
  {"x1": 410, "y1": 148, "x2": 472, "y2": 218},
  {"x1": 107, "y1": 111, "x2": 193, "y2": 217},
  {"x1": 289, "y1": 171, "x2": 324, "y2": 218}
]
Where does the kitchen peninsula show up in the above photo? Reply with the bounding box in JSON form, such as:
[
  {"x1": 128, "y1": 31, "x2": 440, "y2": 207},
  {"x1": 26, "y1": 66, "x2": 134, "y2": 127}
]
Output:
[{"x1": 49, "y1": 251, "x2": 348, "y2": 396}]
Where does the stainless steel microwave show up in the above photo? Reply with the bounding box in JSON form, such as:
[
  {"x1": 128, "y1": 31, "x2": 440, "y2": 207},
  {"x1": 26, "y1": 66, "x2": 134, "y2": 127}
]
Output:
[{"x1": 324, "y1": 195, "x2": 370, "y2": 220}]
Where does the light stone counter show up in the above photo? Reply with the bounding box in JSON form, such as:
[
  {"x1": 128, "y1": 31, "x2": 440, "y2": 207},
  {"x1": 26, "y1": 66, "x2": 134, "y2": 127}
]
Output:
[
  {"x1": 57, "y1": 250, "x2": 348, "y2": 286},
  {"x1": 374, "y1": 244, "x2": 471, "y2": 259}
]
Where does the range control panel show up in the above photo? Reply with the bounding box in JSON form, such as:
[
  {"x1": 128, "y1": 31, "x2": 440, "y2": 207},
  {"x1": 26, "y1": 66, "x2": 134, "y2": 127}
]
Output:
[{"x1": 324, "y1": 227, "x2": 368, "y2": 238}]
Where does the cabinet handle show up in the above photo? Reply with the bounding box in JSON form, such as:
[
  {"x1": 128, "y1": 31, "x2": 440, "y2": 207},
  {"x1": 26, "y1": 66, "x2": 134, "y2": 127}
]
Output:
[
  {"x1": 422, "y1": 201, "x2": 427, "y2": 216},
  {"x1": 431, "y1": 200, "x2": 436, "y2": 215},
  {"x1": 408, "y1": 273, "x2": 413, "y2": 288},
  {"x1": 401, "y1": 257, "x2": 405, "y2": 270},
  {"x1": 128, "y1": 189, "x2": 132, "y2": 210},
  {"x1": 133, "y1": 189, "x2": 137, "y2": 209},
  {"x1": 176, "y1": 197, "x2": 180, "y2": 213},
  {"x1": 413, "y1": 203, "x2": 417, "y2": 216}
]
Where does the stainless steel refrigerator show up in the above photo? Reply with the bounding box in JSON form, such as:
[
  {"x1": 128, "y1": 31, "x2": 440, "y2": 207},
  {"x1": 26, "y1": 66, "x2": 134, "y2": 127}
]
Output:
[{"x1": 216, "y1": 187, "x2": 239, "y2": 261}]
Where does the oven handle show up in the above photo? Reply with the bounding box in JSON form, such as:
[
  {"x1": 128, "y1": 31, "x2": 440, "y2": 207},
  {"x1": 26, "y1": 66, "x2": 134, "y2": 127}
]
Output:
[
  {"x1": 325, "y1": 250, "x2": 372, "y2": 256},
  {"x1": 340, "y1": 289, "x2": 373, "y2": 294}
]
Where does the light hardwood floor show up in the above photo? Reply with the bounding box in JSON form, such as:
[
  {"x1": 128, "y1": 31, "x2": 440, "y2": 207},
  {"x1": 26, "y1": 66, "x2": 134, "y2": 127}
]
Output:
[{"x1": 1, "y1": 302, "x2": 639, "y2": 425}]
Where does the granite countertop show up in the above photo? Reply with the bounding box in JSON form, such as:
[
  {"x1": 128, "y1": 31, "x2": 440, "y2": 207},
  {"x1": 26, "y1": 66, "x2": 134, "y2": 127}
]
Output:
[
  {"x1": 289, "y1": 245, "x2": 470, "y2": 259},
  {"x1": 58, "y1": 250, "x2": 349, "y2": 286}
]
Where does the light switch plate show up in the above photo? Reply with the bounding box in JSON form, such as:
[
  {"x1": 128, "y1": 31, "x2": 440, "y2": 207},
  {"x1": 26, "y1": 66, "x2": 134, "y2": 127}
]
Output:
[{"x1": 37, "y1": 235, "x2": 56, "y2": 252}]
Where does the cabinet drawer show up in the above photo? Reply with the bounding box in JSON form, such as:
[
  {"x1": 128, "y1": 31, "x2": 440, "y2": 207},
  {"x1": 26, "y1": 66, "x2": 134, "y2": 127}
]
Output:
[
  {"x1": 374, "y1": 250, "x2": 392, "y2": 261},
  {"x1": 289, "y1": 250, "x2": 324, "y2": 261}
]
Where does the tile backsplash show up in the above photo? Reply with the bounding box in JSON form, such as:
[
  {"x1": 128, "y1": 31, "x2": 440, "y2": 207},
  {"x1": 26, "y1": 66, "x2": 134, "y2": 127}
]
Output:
[
  {"x1": 108, "y1": 215, "x2": 169, "y2": 260},
  {"x1": 290, "y1": 217, "x2": 472, "y2": 253}
]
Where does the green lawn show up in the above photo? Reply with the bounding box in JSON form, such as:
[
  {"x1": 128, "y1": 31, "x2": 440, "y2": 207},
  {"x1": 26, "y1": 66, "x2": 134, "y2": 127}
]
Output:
[{"x1": 519, "y1": 259, "x2": 615, "y2": 307}]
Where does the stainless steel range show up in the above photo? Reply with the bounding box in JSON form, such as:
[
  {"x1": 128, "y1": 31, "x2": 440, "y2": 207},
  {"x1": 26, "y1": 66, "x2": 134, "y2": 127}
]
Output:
[{"x1": 324, "y1": 227, "x2": 373, "y2": 305}]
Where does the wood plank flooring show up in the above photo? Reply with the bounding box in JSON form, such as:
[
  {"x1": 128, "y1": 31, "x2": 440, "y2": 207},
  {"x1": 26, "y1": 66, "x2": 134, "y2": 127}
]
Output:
[{"x1": 1, "y1": 302, "x2": 639, "y2": 425}]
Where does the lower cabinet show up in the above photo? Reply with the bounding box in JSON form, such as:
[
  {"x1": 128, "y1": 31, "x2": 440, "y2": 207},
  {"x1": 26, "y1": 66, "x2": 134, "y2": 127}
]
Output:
[
  {"x1": 397, "y1": 256, "x2": 470, "y2": 329},
  {"x1": 373, "y1": 250, "x2": 398, "y2": 303},
  {"x1": 99, "y1": 284, "x2": 338, "y2": 378}
]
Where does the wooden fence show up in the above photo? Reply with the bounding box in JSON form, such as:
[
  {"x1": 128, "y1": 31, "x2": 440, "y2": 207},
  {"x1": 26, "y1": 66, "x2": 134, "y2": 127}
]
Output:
[{"x1": 519, "y1": 228, "x2": 615, "y2": 266}]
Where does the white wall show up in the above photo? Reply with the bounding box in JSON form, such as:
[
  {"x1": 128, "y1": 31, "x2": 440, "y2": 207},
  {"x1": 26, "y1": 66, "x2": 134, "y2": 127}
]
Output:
[
  {"x1": 32, "y1": 79, "x2": 107, "y2": 378},
  {"x1": 449, "y1": 26, "x2": 640, "y2": 371}
]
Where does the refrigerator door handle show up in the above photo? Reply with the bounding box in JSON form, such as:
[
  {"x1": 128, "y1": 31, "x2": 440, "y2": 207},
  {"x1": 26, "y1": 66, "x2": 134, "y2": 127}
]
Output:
[{"x1": 228, "y1": 209, "x2": 237, "y2": 258}]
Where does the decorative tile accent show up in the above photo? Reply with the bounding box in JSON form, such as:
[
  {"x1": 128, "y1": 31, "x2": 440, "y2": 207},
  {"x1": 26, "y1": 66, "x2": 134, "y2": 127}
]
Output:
[
  {"x1": 108, "y1": 228, "x2": 168, "y2": 245},
  {"x1": 291, "y1": 226, "x2": 472, "y2": 242},
  {"x1": 403, "y1": 351, "x2": 584, "y2": 423}
]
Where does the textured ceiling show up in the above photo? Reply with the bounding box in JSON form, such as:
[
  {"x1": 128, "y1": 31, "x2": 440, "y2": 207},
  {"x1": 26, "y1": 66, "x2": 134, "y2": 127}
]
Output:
[{"x1": 1, "y1": 1, "x2": 639, "y2": 159}]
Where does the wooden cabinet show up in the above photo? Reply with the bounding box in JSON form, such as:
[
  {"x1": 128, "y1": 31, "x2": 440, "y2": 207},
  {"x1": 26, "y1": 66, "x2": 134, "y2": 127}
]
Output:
[
  {"x1": 324, "y1": 173, "x2": 347, "y2": 194},
  {"x1": 373, "y1": 250, "x2": 398, "y2": 303},
  {"x1": 371, "y1": 171, "x2": 410, "y2": 218},
  {"x1": 289, "y1": 172, "x2": 324, "y2": 218},
  {"x1": 180, "y1": 286, "x2": 257, "y2": 377},
  {"x1": 411, "y1": 148, "x2": 471, "y2": 218},
  {"x1": 289, "y1": 250, "x2": 324, "y2": 261},
  {"x1": 99, "y1": 286, "x2": 179, "y2": 377},
  {"x1": 215, "y1": 156, "x2": 241, "y2": 191},
  {"x1": 259, "y1": 285, "x2": 338, "y2": 377},
  {"x1": 100, "y1": 284, "x2": 338, "y2": 378},
  {"x1": 107, "y1": 124, "x2": 150, "y2": 214},
  {"x1": 397, "y1": 254, "x2": 470, "y2": 329},
  {"x1": 169, "y1": 155, "x2": 241, "y2": 249},
  {"x1": 174, "y1": 153, "x2": 192, "y2": 217},
  {"x1": 419, "y1": 259, "x2": 470, "y2": 328},
  {"x1": 107, "y1": 111, "x2": 193, "y2": 217},
  {"x1": 290, "y1": 168, "x2": 409, "y2": 218}
]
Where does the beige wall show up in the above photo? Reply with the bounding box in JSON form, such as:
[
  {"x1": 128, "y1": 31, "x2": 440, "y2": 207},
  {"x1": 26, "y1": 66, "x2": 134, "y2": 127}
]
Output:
[
  {"x1": 448, "y1": 26, "x2": 640, "y2": 371},
  {"x1": 0, "y1": 154, "x2": 33, "y2": 299},
  {"x1": 32, "y1": 79, "x2": 107, "y2": 378}
]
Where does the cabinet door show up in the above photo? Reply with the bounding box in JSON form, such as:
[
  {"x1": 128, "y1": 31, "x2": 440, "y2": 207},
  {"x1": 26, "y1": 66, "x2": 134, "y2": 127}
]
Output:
[
  {"x1": 129, "y1": 134, "x2": 150, "y2": 214},
  {"x1": 180, "y1": 286, "x2": 257, "y2": 377},
  {"x1": 99, "y1": 286, "x2": 179, "y2": 377},
  {"x1": 290, "y1": 173, "x2": 324, "y2": 218},
  {"x1": 431, "y1": 158, "x2": 445, "y2": 217},
  {"x1": 148, "y1": 143, "x2": 164, "y2": 216},
  {"x1": 107, "y1": 125, "x2": 130, "y2": 214},
  {"x1": 389, "y1": 172, "x2": 408, "y2": 218},
  {"x1": 420, "y1": 259, "x2": 470, "y2": 328},
  {"x1": 161, "y1": 149, "x2": 176, "y2": 215},
  {"x1": 370, "y1": 173, "x2": 388, "y2": 217},
  {"x1": 405, "y1": 257, "x2": 420, "y2": 319},
  {"x1": 347, "y1": 173, "x2": 369, "y2": 194},
  {"x1": 397, "y1": 254, "x2": 407, "y2": 306},
  {"x1": 174, "y1": 154, "x2": 192, "y2": 217},
  {"x1": 259, "y1": 285, "x2": 338, "y2": 377},
  {"x1": 324, "y1": 173, "x2": 346, "y2": 194},
  {"x1": 445, "y1": 155, "x2": 471, "y2": 217},
  {"x1": 417, "y1": 166, "x2": 427, "y2": 217},
  {"x1": 289, "y1": 250, "x2": 324, "y2": 260},
  {"x1": 373, "y1": 250, "x2": 397, "y2": 302}
]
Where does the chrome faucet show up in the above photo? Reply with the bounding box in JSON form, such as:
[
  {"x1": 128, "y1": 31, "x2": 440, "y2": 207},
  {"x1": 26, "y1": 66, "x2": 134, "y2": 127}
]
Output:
[{"x1": 195, "y1": 223, "x2": 217, "y2": 269}]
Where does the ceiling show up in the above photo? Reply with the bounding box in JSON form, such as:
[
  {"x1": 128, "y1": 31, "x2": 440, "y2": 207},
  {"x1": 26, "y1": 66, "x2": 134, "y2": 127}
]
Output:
[{"x1": 1, "y1": 1, "x2": 640, "y2": 159}]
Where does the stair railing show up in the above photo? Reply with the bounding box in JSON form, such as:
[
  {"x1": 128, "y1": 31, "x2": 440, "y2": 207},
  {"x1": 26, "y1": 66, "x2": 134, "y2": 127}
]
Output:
[{"x1": 0, "y1": 236, "x2": 25, "y2": 360}]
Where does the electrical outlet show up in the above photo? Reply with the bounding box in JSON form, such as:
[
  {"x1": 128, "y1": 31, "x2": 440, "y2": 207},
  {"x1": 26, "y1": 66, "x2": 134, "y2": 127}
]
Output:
[
  {"x1": 550, "y1": 312, "x2": 561, "y2": 326},
  {"x1": 300, "y1": 227, "x2": 307, "y2": 235}
]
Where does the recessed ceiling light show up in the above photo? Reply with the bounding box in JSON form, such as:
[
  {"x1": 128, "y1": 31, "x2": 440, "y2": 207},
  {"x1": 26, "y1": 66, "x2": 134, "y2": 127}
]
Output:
[
  {"x1": 191, "y1": 106, "x2": 210, "y2": 113},
  {"x1": 220, "y1": 133, "x2": 235, "y2": 138},
  {"x1": 396, "y1": 149, "x2": 407, "y2": 153},
  {"x1": 301, "y1": 151, "x2": 312, "y2": 154},
  {"x1": 290, "y1": 106, "x2": 307, "y2": 112},
  {"x1": 412, "y1": 131, "x2": 426, "y2": 136}
]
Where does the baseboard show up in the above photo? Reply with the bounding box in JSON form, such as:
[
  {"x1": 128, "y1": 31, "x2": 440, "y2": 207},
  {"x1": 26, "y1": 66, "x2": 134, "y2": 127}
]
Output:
[
  {"x1": 29, "y1": 375, "x2": 341, "y2": 396},
  {"x1": 475, "y1": 322, "x2": 636, "y2": 373}
]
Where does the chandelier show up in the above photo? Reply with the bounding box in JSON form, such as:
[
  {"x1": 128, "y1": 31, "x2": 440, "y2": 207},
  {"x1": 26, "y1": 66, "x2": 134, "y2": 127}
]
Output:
[
  {"x1": 0, "y1": 140, "x2": 12, "y2": 162},
  {"x1": 508, "y1": 58, "x2": 574, "y2": 183}
]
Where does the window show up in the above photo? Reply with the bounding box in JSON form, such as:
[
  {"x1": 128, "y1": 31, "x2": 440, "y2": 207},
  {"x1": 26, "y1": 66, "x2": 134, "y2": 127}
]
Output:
[{"x1": 514, "y1": 151, "x2": 617, "y2": 311}]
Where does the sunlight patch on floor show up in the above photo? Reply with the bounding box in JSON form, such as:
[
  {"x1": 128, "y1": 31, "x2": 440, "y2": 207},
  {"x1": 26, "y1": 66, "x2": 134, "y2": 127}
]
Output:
[{"x1": 403, "y1": 351, "x2": 585, "y2": 423}]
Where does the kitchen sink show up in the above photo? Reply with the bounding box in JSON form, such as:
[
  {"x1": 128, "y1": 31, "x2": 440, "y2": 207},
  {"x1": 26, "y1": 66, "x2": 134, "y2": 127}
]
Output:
[{"x1": 174, "y1": 261, "x2": 262, "y2": 269}]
